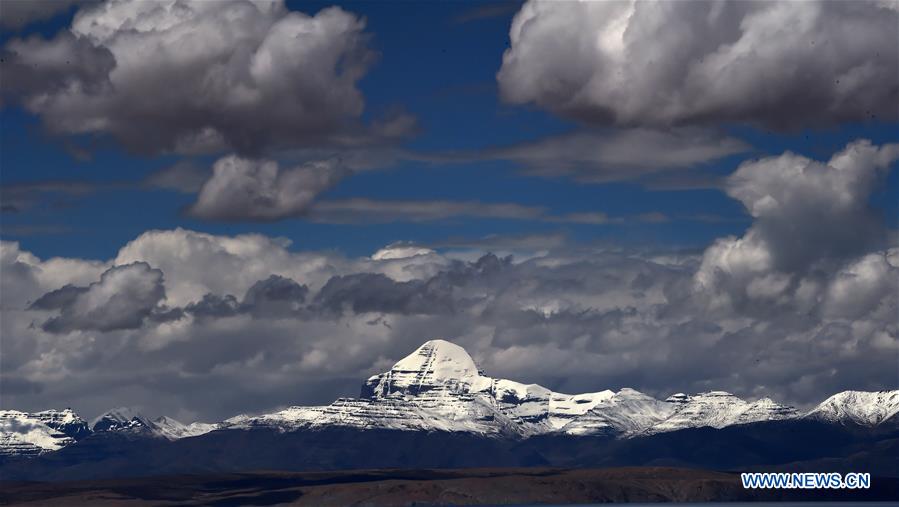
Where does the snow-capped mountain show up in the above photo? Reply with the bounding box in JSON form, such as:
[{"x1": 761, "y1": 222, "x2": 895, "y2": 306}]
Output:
[
  {"x1": 89, "y1": 408, "x2": 218, "y2": 440},
  {"x1": 3, "y1": 339, "x2": 897, "y2": 461},
  {"x1": 0, "y1": 409, "x2": 88, "y2": 457},
  {"x1": 152, "y1": 416, "x2": 220, "y2": 440},
  {"x1": 90, "y1": 407, "x2": 156, "y2": 434},
  {"x1": 649, "y1": 391, "x2": 797, "y2": 434},
  {"x1": 221, "y1": 339, "x2": 895, "y2": 438},
  {"x1": 0, "y1": 407, "x2": 218, "y2": 458},
  {"x1": 804, "y1": 390, "x2": 899, "y2": 426},
  {"x1": 228, "y1": 340, "x2": 620, "y2": 436},
  {"x1": 557, "y1": 388, "x2": 675, "y2": 436}
]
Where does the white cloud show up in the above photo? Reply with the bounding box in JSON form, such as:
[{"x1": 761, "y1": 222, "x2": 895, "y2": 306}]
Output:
[
  {"x1": 2, "y1": 0, "x2": 398, "y2": 155},
  {"x1": 823, "y1": 252, "x2": 898, "y2": 320},
  {"x1": 498, "y1": 0, "x2": 898, "y2": 128},
  {"x1": 29, "y1": 262, "x2": 166, "y2": 333},
  {"x1": 111, "y1": 228, "x2": 451, "y2": 306},
  {"x1": 0, "y1": 241, "x2": 107, "y2": 308},
  {"x1": 188, "y1": 156, "x2": 348, "y2": 221},
  {"x1": 696, "y1": 140, "x2": 899, "y2": 311}
]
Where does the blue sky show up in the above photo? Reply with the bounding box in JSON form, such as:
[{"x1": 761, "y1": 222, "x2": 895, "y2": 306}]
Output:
[{"x1": 3, "y1": 0, "x2": 894, "y2": 261}]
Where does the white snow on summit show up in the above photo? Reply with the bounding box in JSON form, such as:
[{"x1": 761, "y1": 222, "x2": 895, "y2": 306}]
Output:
[
  {"x1": 650, "y1": 391, "x2": 797, "y2": 434},
  {"x1": 559, "y1": 388, "x2": 676, "y2": 436},
  {"x1": 90, "y1": 407, "x2": 155, "y2": 433},
  {"x1": 0, "y1": 409, "x2": 87, "y2": 457},
  {"x1": 152, "y1": 416, "x2": 219, "y2": 440},
  {"x1": 90, "y1": 408, "x2": 217, "y2": 440},
  {"x1": 363, "y1": 339, "x2": 493, "y2": 398},
  {"x1": 805, "y1": 390, "x2": 899, "y2": 426}
]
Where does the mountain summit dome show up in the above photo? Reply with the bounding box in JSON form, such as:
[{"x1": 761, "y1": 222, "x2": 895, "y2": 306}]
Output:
[{"x1": 362, "y1": 339, "x2": 491, "y2": 399}]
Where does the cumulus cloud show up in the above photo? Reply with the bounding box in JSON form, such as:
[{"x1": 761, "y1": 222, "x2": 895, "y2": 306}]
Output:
[
  {"x1": 29, "y1": 262, "x2": 166, "y2": 333},
  {"x1": 498, "y1": 0, "x2": 899, "y2": 129},
  {"x1": 696, "y1": 140, "x2": 899, "y2": 311},
  {"x1": 109, "y1": 228, "x2": 449, "y2": 307},
  {"x1": 725, "y1": 140, "x2": 897, "y2": 268},
  {"x1": 241, "y1": 275, "x2": 309, "y2": 318},
  {"x1": 183, "y1": 293, "x2": 241, "y2": 320},
  {"x1": 823, "y1": 252, "x2": 897, "y2": 320},
  {"x1": 187, "y1": 156, "x2": 349, "y2": 221},
  {"x1": 313, "y1": 254, "x2": 509, "y2": 317},
  {"x1": 0, "y1": 241, "x2": 107, "y2": 310},
  {"x1": 314, "y1": 273, "x2": 455, "y2": 317},
  {"x1": 1, "y1": 0, "x2": 403, "y2": 155},
  {"x1": 180, "y1": 275, "x2": 308, "y2": 320},
  {"x1": 0, "y1": 31, "x2": 115, "y2": 100}
]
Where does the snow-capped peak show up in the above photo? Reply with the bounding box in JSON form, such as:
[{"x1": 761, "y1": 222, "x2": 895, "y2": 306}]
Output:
[
  {"x1": 91, "y1": 407, "x2": 154, "y2": 433},
  {"x1": 362, "y1": 339, "x2": 491, "y2": 399},
  {"x1": 0, "y1": 409, "x2": 88, "y2": 457},
  {"x1": 805, "y1": 390, "x2": 899, "y2": 426},
  {"x1": 650, "y1": 391, "x2": 797, "y2": 433},
  {"x1": 393, "y1": 339, "x2": 482, "y2": 380},
  {"x1": 152, "y1": 416, "x2": 218, "y2": 440}
]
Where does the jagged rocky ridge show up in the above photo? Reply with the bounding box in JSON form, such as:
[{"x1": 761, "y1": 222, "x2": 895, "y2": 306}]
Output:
[{"x1": 3, "y1": 339, "x2": 897, "y2": 458}]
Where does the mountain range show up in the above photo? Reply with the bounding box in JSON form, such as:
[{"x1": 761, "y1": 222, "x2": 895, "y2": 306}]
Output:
[{"x1": 2, "y1": 339, "x2": 897, "y2": 480}]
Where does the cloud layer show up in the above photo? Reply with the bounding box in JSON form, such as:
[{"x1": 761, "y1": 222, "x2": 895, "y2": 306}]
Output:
[
  {"x1": 482, "y1": 128, "x2": 749, "y2": 184},
  {"x1": 498, "y1": 0, "x2": 899, "y2": 128},
  {"x1": 2, "y1": 141, "x2": 896, "y2": 422}
]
